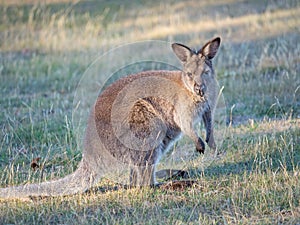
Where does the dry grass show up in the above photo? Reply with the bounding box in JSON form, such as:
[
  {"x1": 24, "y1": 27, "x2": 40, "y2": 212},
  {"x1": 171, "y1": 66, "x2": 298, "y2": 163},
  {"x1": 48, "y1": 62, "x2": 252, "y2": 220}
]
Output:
[{"x1": 0, "y1": 0, "x2": 299, "y2": 224}]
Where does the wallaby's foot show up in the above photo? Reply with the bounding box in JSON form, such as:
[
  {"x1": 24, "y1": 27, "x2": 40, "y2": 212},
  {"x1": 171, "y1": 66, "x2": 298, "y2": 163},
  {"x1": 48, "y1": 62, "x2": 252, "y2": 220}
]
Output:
[
  {"x1": 169, "y1": 170, "x2": 189, "y2": 180},
  {"x1": 155, "y1": 169, "x2": 189, "y2": 181},
  {"x1": 196, "y1": 138, "x2": 205, "y2": 154}
]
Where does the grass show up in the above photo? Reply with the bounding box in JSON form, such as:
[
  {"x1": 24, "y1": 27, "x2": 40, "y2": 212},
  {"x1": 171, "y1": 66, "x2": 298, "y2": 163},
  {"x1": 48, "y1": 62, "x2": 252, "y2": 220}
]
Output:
[{"x1": 0, "y1": 0, "x2": 299, "y2": 224}]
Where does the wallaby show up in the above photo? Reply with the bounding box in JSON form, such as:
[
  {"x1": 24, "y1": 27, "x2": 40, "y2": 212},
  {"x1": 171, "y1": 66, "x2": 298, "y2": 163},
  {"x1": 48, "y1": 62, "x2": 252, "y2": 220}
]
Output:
[{"x1": 0, "y1": 37, "x2": 221, "y2": 199}]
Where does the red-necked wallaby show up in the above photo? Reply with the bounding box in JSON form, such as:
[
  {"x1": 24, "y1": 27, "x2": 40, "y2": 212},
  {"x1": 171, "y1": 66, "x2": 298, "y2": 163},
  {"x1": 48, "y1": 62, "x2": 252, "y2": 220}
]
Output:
[{"x1": 0, "y1": 37, "x2": 221, "y2": 199}]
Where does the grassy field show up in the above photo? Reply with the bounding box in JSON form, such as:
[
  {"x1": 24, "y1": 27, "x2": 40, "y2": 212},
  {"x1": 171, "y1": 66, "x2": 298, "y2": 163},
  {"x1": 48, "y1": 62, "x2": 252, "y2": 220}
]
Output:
[{"x1": 0, "y1": 0, "x2": 299, "y2": 224}]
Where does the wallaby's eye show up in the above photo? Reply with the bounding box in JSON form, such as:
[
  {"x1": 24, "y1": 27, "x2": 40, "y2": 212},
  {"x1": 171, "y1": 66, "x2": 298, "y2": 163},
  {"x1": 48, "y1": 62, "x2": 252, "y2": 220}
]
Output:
[
  {"x1": 203, "y1": 70, "x2": 210, "y2": 76},
  {"x1": 187, "y1": 72, "x2": 193, "y2": 78}
]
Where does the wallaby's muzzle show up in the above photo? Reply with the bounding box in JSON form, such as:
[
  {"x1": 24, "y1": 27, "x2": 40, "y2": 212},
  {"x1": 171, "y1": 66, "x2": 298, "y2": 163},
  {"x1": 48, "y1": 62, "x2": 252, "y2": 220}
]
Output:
[{"x1": 194, "y1": 83, "x2": 206, "y2": 96}]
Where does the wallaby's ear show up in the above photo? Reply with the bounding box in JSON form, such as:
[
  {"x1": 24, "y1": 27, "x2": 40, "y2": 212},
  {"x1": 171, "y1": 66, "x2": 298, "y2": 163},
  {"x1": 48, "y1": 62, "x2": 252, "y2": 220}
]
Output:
[
  {"x1": 172, "y1": 43, "x2": 192, "y2": 63},
  {"x1": 200, "y1": 37, "x2": 221, "y2": 60}
]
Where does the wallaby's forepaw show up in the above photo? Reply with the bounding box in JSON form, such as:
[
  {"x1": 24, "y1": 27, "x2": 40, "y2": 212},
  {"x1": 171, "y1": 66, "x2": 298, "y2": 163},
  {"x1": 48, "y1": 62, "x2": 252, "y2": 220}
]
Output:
[{"x1": 196, "y1": 138, "x2": 205, "y2": 154}]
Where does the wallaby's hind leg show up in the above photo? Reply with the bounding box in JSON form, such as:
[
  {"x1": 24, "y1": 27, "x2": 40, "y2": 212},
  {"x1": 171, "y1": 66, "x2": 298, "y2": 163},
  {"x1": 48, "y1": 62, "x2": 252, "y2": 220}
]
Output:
[{"x1": 130, "y1": 165, "x2": 155, "y2": 187}]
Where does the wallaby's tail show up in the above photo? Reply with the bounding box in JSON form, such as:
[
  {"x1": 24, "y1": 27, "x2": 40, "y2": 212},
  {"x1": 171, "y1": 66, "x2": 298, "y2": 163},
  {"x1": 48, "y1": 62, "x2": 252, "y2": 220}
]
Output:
[{"x1": 0, "y1": 160, "x2": 97, "y2": 199}]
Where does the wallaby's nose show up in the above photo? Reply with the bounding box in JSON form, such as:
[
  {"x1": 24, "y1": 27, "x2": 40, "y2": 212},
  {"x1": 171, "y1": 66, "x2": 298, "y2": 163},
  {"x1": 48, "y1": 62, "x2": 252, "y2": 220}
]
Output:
[{"x1": 194, "y1": 84, "x2": 206, "y2": 96}]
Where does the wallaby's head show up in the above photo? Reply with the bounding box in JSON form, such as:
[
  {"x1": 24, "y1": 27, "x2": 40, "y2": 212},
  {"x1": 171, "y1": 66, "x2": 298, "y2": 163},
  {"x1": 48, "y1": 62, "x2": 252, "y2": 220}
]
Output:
[{"x1": 172, "y1": 37, "x2": 221, "y2": 97}]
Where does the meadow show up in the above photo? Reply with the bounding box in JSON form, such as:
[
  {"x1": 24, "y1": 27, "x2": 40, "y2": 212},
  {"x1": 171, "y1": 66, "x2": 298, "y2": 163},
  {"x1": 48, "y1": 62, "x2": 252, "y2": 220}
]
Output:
[{"x1": 0, "y1": 0, "x2": 299, "y2": 224}]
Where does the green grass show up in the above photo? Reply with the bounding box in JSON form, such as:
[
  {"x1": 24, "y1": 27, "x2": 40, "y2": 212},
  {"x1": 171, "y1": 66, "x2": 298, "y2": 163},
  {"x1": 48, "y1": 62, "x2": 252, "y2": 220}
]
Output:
[{"x1": 0, "y1": 0, "x2": 299, "y2": 224}]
